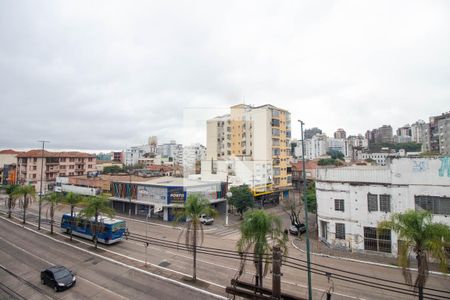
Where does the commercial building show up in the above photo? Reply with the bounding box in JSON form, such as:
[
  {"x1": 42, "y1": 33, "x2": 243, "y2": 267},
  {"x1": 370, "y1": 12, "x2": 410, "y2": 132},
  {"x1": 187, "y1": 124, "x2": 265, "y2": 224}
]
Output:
[
  {"x1": 0, "y1": 149, "x2": 21, "y2": 185},
  {"x1": 17, "y1": 150, "x2": 96, "y2": 193},
  {"x1": 110, "y1": 176, "x2": 226, "y2": 220},
  {"x1": 315, "y1": 157, "x2": 450, "y2": 257},
  {"x1": 203, "y1": 104, "x2": 292, "y2": 205}
]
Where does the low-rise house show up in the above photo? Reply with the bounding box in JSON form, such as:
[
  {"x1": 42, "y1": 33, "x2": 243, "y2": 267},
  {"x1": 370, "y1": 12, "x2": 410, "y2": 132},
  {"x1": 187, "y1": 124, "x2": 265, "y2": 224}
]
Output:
[{"x1": 316, "y1": 157, "x2": 450, "y2": 257}]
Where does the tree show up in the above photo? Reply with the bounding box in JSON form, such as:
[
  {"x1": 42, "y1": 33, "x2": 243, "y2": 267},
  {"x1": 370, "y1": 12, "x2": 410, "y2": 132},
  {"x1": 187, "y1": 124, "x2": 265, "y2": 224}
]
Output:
[
  {"x1": 282, "y1": 192, "x2": 303, "y2": 235},
  {"x1": 103, "y1": 165, "x2": 123, "y2": 174},
  {"x1": 237, "y1": 210, "x2": 288, "y2": 288},
  {"x1": 327, "y1": 149, "x2": 344, "y2": 160},
  {"x1": 305, "y1": 181, "x2": 317, "y2": 213},
  {"x1": 12, "y1": 185, "x2": 35, "y2": 224},
  {"x1": 42, "y1": 192, "x2": 64, "y2": 234},
  {"x1": 175, "y1": 194, "x2": 217, "y2": 282},
  {"x1": 78, "y1": 195, "x2": 114, "y2": 249},
  {"x1": 228, "y1": 185, "x2": 254, "y2": 219},
  {"x1": 62, "y1": 192, "x2": 84, "y2": 241},
  {"x1": 378, "y1": 210, "x2": 450, "y2": 300},
  {"x1": 5, "y1": 185, "x2": 18, "y2": 218}
]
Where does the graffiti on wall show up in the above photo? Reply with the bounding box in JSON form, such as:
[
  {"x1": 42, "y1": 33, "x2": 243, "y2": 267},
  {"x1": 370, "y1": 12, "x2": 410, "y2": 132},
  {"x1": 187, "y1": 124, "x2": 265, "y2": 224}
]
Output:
[
  {"x1": 412, "y1": 160, "x2": 429, "y2": 173},
  {"x1": 438, "y1": 156, "x2": 450, "y2": 177}
]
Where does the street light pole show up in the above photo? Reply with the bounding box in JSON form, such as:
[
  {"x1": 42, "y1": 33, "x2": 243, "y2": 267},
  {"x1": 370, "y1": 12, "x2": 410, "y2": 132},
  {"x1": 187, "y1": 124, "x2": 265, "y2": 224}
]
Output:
[
  {"x1": 38, "y1": 140, "x2": 49, "y2": 230},
  {"x1": 299, "y1": 120, "x2": 312, "y2": 300}
]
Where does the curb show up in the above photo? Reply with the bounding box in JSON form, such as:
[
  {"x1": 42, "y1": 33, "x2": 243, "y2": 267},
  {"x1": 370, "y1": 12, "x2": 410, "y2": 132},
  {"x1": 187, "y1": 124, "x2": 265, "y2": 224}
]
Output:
[{"x1": 290, "y1": 240, "x2": 450, "y2": 276}]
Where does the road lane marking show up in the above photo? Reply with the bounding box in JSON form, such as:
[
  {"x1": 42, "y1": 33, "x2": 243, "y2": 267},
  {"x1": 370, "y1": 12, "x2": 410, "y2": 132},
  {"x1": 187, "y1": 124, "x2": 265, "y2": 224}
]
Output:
[
  {"x1": 0, "y1": 216, "x2": 228, "y2": 300},
  {"x1": 2, "y1": 212, "x2": 400, "y2": 300},
  {"x1": 0, "y1": 238, "x2": 128, "y2": 300}
]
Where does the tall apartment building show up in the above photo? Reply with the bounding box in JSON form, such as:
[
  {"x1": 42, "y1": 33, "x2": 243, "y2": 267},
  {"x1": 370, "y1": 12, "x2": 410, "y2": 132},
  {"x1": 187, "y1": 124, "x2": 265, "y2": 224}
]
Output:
[
  {"x1": 17, "y1": 150, "x2": 96, "y2": 194},
  {"x1": 376, "y1": 125, "x2": 393, "y2": 143},
  {"x1": 334, "y1": 128, "x2": 347, "y2": 139},
  {"x1": 410, "y1": 120, "x2": 427, "y2": 145},
  {"x1": 425, "y1": 112, "x2": 450, "y2": 155},
  {"x1": 304, "y1": 127, "x2": 322, "y2": 139},
  {"x1": 204, "y1": 104, "x2": 292, "y2": 204}
]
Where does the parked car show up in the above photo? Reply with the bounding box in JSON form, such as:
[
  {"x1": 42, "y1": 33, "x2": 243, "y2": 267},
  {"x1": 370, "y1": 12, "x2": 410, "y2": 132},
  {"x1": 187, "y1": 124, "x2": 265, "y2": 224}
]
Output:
[
  {"x1": 288, "y1": 223, "x2": 306, "y2": 235},
  {"x1": 199, "y1": 214, "x2": 214, "y2": 225},
  {"x1": 41, "y1": 266, "x2": 76, "y2": 292}
]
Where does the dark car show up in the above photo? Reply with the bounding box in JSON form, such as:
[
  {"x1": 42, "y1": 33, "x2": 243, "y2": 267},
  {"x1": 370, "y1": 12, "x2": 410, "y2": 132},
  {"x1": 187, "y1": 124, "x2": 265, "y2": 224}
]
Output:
[
  {"x1": 289, "y1": 223, "x2": 306, "y2": 235},
  {"x1": 41, "y1": 266, "x2": 76, "y2": 292}
]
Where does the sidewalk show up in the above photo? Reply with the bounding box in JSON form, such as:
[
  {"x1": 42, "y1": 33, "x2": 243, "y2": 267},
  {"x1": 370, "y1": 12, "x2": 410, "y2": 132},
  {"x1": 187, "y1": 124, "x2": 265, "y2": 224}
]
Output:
[{"x1": 291, "y1": 234, "x2": 448, "y2": 273}]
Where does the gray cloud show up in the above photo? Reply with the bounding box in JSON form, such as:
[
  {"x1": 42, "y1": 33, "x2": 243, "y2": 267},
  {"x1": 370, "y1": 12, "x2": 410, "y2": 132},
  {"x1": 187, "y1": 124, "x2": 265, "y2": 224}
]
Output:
[{"x1": 0, "y1": 0, "x2": 449, "y2": 151}]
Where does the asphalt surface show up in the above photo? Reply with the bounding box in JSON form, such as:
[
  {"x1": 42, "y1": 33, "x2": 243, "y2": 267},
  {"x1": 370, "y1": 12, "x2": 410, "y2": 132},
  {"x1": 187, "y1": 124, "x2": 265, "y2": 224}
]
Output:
[
  {"x1": 0, "y1": 218, "x2": 222, "y2": 300},
  {"x1": 1, "y1": 200, "x2": 449, "y2": 300}
]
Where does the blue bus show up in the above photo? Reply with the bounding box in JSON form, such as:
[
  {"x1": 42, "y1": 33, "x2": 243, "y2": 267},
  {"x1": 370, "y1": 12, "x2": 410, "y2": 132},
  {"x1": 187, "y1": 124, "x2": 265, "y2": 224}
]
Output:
[{"x1": 60, "y1": 213, "x2": 127, "y2": 244}]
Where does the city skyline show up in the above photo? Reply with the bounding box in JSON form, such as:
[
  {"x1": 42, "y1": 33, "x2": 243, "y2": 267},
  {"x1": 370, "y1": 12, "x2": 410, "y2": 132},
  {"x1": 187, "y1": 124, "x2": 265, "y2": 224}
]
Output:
[{"x1": 1, "y1": 1, "x2": 449, "y2": 150}]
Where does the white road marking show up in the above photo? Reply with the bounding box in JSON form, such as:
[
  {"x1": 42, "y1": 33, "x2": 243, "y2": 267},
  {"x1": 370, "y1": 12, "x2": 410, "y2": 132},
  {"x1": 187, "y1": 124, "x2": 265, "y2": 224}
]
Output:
[
  {"x1": 0, "y1": 215, "x2": 228, "y2": 300},
  {"x1": 0, "y1": 238, "x2": 129, "y2": 300}
]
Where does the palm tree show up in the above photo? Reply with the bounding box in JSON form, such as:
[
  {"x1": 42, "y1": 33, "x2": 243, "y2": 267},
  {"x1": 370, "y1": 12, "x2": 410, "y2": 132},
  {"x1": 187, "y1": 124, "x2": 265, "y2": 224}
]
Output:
[
  {"x1": 78, "y1": 195, "x2": 114, "y2": 249},
  {"x1": 41, "y1": 192, "x2": 64, "y2": 234},
  {"x1": 237, "y1": 210, "x2": 288, "y2": 288},
  {"x1": 12, "y1": 185, "x2": 36, "y2": 224},
  {"x1": 5, "y1": 185, "x2": 18, "y2": 218},
  {"x1": 62, "y1": 192, "x2": 84, "y2": 241},
  {"x1": 379, "y1": 210, "x2": 450, "y2": 300},
  {"x1": 175, "y1": 194, "x2": 217, "y2": 282}
]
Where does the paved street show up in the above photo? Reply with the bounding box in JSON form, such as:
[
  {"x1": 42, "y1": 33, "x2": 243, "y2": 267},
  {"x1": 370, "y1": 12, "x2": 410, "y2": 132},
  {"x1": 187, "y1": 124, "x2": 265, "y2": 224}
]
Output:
[
  {"x1": 1, "y1": 201, "x2": 449, "y2": 300},
  {"x1": 0, "y1": 217, "x2": 223, "y2": 300}
]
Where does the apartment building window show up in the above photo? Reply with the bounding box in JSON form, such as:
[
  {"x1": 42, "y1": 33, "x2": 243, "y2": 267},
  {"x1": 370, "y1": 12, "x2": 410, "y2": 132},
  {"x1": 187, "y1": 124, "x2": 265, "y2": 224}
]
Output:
[
  {"x1": 88, "y1": 165, "x2": 92, "y2": 168},
  {"x1": 335, "y1": 223, "x2": 345, "y2": 239},
  {"x1": 33, "y1": 158, "x2": 38, "y2": 163},
  {"x1": 60, "y1": 165, "x2": 66, "y2": 169},
  {"x1": 33, "y1": 166, "x2": 37, "y2": 170},
  {"x1": 60, "y1": 158, "x2": 66, "y2": 162},
  {"x1": 272, "y1": 128, "x2": 280, "y2": 136},
  {"x1": 59, "y1": 173, "x2": 65, "y2": 177},
  {"x1": 379, "y1": 195, "x2": 391, "y2": 212},
  {"x1": 32, "y1": 174, "x2": 37, "y2": 179},
  {"x1": 335, "y1": 199, "x2": 345, "y2": 212},
  {"x1": 69, "y1": 165, "x2": 74, "y2": 169},
  {"x1": 368, "y1": 193, "x2": 378, "y2": 212},
  {"x1": 69, "y1": 158, "x2": 75, "y2": 162},
  {"x1": 415, "y1": 195, "x2": 450, "y2": 215},
  {"x1": 69, "y1": 172, "x2": 74, "y2": 176},
  {"x1": 88, "y1": 158, "x2": 93, "y2": 162},
  {"x1": 364, "y1": 227, "x2": 391, "y2": 253}
]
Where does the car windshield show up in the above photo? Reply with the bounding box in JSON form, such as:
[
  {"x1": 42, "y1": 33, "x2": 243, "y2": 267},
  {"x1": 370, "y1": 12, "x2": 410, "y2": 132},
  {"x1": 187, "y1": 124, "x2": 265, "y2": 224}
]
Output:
[{"x1": 54, "y1": 268, "x2": 71, "y2": 279}]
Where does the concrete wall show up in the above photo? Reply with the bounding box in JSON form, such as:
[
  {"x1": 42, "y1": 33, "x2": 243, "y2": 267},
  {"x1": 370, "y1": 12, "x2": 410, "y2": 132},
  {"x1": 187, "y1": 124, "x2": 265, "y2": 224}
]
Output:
[{"x1": 316, "y1": 157, "x2": 450, "y2": 256}]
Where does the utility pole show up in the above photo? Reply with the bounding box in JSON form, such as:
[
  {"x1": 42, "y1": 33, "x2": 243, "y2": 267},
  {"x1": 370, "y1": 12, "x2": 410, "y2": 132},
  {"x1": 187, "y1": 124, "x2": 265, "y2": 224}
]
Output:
[
  {"x1": 272, "y1": 245, "x2": 282, "y2": 299},
  {"x1": 37, "y1": 140, "x2": 49, "y2": 230},
  {"x1": 299, "y1": 120, "x2": 312, "y2": 300}
]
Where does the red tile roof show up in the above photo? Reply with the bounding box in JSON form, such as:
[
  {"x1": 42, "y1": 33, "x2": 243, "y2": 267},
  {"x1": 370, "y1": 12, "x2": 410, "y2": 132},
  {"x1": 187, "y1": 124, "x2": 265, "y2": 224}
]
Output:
[
  {"x1": 291, "y1": 160, "x2": 319, "y2": 171},
  {"x1": 147, "y1": 164, "x2": 174, "y2": 172},
  {"x1": 0, "y1": 149, "x2": 22, "y2": 155},
  {"x1": 17, "y1": 150, "x2": 95, "y2": 158}
]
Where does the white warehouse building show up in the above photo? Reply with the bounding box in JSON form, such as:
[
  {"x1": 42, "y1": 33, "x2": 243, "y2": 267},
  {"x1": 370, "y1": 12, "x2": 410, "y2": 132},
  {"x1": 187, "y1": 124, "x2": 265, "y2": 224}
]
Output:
[{"x1": 316, "y1": 157, "x2": 450, "y2": 256}]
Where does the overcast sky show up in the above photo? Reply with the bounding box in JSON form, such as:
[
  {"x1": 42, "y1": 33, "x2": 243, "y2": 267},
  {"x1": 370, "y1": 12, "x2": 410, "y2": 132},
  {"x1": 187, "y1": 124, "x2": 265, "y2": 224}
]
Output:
[{"x1": 0, "y1": 1, "x2": 449, "y2": 152}]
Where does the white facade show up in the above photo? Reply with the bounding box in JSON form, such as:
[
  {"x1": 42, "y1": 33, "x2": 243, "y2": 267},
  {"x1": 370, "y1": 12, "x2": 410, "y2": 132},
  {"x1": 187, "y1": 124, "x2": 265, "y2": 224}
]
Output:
[
  {"x1": 358, "y1": 152, "x2": 389, "y2": 165},
  {"x1": 327, "y1": 138, "x2": 348, "y2": 157},
  {"x1": 183, "y1": 144, "x2": 206, "y2": 175},
  {"x1": 316, "y1": 157, "x2": 450, "y2": 256},
  {"x1": 125, "y1": 144, "x2": 151, "y2": 166},
  {"x1": 411, "y1": 120, "x2": 427, "y2": 145},
  {"x1": 295, "y1": 134, "x2": 328, "y2": 160}
]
